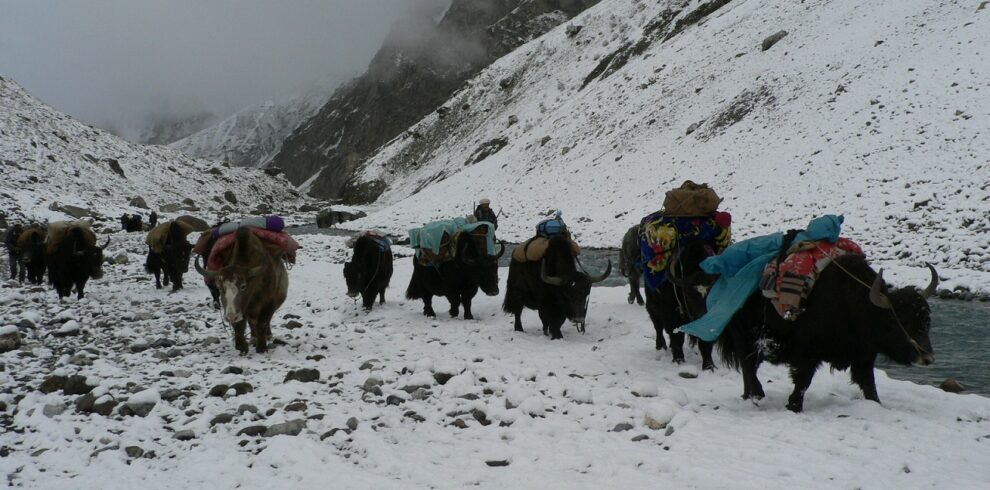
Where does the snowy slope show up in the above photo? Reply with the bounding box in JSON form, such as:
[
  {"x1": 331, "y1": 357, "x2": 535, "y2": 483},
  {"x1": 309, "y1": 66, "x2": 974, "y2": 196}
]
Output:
[
  {"x1": 1, "y1": 232, "x2": 988, "y2": 488},
  {"x1": 346, "y1": 0, "x2": 990, "y2": 292},
  {"x1": 170, "y1": 89, "x2": 329, "y2": 168},
  {"x1": 0, "y1": 75, "x2": 305, "y2": 224}
]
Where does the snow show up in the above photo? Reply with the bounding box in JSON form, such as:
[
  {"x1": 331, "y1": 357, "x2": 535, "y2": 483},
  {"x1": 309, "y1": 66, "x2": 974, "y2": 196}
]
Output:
[
  {"x1": 0, "y1": 75, "x2": 305, "y2": 224},
  {"x1": 56, "y1": 320, "x2": 79, "y2": 334},
  {"x1": 345, "y1": 0, "x2": 990, "y2": 295},
  {"x1": 1, "y1": 230, "x2": 988, "y2": 488},
  {"x1": 0, "y1": 325, "x2": 17, "y2": 336}
]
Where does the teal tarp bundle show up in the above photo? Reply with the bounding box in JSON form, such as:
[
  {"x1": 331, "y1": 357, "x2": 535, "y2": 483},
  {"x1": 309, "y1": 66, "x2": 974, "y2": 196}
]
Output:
[
  {"x1": 678, "y1": 215, "x2": 845, "y2": 342},
  {"x1": 409, "y1": 218, "x2": 497, "y2": 256}
]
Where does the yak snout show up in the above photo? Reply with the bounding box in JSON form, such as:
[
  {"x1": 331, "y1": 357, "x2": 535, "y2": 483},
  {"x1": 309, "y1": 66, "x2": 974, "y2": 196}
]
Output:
[{"x1": 915, "y1": 352, "x2": 935, "y2": 366}]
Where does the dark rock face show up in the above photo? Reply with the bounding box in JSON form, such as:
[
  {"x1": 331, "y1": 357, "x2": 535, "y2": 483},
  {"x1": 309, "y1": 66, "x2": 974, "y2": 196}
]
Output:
[{"x1": 272, "y1": 0, "x2": 601, "y2": 203}]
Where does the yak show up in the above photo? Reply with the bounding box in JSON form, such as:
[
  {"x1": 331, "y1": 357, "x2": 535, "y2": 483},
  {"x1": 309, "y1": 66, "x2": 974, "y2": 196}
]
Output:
[
  {"x1": 195, "y1": 227, "x2": 288, "y2": 354},
  {"x1": 46, "y1": 224, "x2": 108, "y2": 299},
  {"x1": 619, "y1": 224, "x2": 644, "y2": 305},
  {"x1": 645, "y1": 239, "x2": 720, "y2": 370},
  {"x1": 406, "y1": 225, "x2": 504, "y2": 319},
  {"x1": 16, "y1": 227, "x2": 47, "y2": 284},
  {"x1": 193, "y1": 230, "x2": 222, "y2": 309},
  {"x1": 344, "y1": 234, "x2": 394, "y2": 311},
  {"x1": 145, "y1": 221, "x2": 194, "y2": 291},
  {"x1": 718, "y1": 254, "x2": 938, "y2": 412},
  {"x1": 503, "y1": 236, "x2": 611, "y2": 339}
]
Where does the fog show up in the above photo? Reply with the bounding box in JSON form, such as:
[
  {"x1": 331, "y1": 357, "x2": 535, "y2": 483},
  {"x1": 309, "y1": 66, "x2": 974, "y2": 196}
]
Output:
[{"x1": 0, "y1": 0, "x2": 450, "y2": 140}]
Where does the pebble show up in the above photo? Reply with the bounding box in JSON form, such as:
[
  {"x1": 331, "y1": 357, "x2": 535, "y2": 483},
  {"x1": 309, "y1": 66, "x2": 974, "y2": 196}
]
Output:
[
  {"x1": 63, "y1": 375, "x2": 92, "y2": 396},
  {"x1": 450, "y1": 419, "x2": 468, "y2": 429},
  {"x1": 264, "y1": 419, "x2": 306, "y2": 437},
  {"x1": 433, "y1": 372, "x2": 454, "y2": 385},
  {"x1": 346, "y1": 417, "x2": 359, "y2": 431},
  {"x1": 612, "y1": 422, "x2": 634, "y2": 432},
  {"x1": 940, "y1": 379, "x2": 965, "y2": 393},
  {"x1": 386, "y1": 395, "x2": 405, "y2": 406},
  {"x1": 284, "y1": 369, "x2": 320, "y2": 383},
  {"x1": 173, "y1": 430, "x2": 196, "y2": 441},
  {"x1": 221, "y1": 366, "x2": 244, "y2": 375},
  {"x1": 631, "y1": 434, "x2": 649, "y2": 442},
  {"x1": 160, "y1": 389, "x2": 183, "y2": 402},
  {"x1": 231, "y1": 382, "x2": 254, "y2": 395},
  {"x1": 39, "y1": 375, "x2": 67, "y2": 394},
  {"x1": 125, "y1": 446, "x2": 144, "y2": 458},
  {"x1": 237, "y1": 425, "x2": 267, "y2": 437},
  {"x1": 42, "y1": 404, "x2": 66, "y2": 417},
  {"x1": 485, "y1": 460, "x2": 510, "y2": 467},
  {"x1": 284, "y1": 321, "x2": 303, "y2": 330},
  {"x1": 209, "y1": 385, "x2": 229, "y2": 397},
  {"x1": 210, "y1": 413, "x2": 235, "y2": 426},
  {"x1": 285, "y1": 402, "x2": 308, "y2": 412},
  {"x1": 237, "y1": 404, "x2": 259, "y2": 415}
]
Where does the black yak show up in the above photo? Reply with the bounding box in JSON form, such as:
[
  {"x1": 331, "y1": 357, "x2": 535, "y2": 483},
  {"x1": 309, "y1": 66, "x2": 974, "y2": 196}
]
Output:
[
  {"x1": 45, "y1": 222, "x2": 108, "y2": 299},
  {"x1": 619, "y1": 224, "x2": 644, "y2": 305},
  {"x1": 344, "y1": 234, "x2": 394, "y2": 311},
  {"x1": 718, "y1": 255, "x2": 938, "y2": 412}
]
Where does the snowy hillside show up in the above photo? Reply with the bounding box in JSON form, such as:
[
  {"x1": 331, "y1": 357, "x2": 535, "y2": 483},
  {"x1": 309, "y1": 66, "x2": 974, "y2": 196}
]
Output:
[
  {"x1": 346, "y1": 0, "x2": 990, "y2": 291},
  {"x1": 2, "y1": 231, "x2": 988, "y2": 488},
  {"x1": 0, "y1": 75, "x2": 305, "y2": 224},
  {"x1": 170, "y1": 89, "x2": 329, "y2": 168}
]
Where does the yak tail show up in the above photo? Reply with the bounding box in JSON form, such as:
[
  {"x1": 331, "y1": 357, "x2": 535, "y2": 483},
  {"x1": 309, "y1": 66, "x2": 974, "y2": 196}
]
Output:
[
  {"x1": 405, "y1": 268, "x2": 423, "y2": 300},
  {"x1": 717, "y1": 332, "x2": 741, "y2": 371}
]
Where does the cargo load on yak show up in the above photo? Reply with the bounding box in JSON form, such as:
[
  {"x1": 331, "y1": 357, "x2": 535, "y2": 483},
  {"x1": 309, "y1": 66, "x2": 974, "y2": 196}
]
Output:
[
  {"x1": 205, "y1": 216, "x2": 298, "y2": 271},
  {"x1": 511, "y1": 211, "x2": 580, "y2": 263},
  {"x1": 346, "y1": 231, "x2": 391, "y2": 252},
  {"x1": 638, "y1": 181, "x2": 731, "y2": 291},
  {"x1": 409, "y1": 217, "x2": 496, "y2": 265},
  {"x1": 46, "y1": 221, "x2": 96, "y2": 255},
  {"x1": 146, "y1": 220, "x2": 196, "y2": 254},
  {"x1": 760, "y1": 236, "x2": 864, "y2": 321}
]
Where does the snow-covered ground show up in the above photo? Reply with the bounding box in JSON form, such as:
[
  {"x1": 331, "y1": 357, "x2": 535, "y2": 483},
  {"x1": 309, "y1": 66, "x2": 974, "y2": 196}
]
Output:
[
  {"x1": 1, "y1": 232, "x2": 988, "y2": 488},
  {"x1": 0, "y1": 75, "x2": 305, "y2": 225},
  {"x1": 346, "y1": 0, "x2": 990, "y2": 295}
]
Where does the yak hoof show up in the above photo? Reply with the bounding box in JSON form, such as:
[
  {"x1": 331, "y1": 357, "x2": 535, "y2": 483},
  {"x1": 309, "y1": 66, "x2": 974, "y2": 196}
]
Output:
[
  {"x1": 786, "y1": 402, "x2": 803, "y2": 413},
  {"x1": 464, "y1": 313, "x2": 474, "y2": 320},
  {"x1": 702, "y1": 363, "x2": 717, "y2": 372},
  {"x1": 550, "y1": 334, "x2": 563, "y2": 340},
  {"x1": 636, "y1": 297, "x2": 645, "y2": 306},
  {"x1": 514, "y1": 326, "x2": 524, "y2": 332},
  {"x1": 627, "y1": 296, "x2": 635, "y2": 305},
  {"x1": 424, "y1": 311, "x2": 436, "y2": 318}
]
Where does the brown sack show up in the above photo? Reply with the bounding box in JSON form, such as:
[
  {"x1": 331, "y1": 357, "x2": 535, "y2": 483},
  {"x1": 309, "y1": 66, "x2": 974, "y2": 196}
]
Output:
[
  {"x1": 662, "y1": 180, "x2": 722, "y2": 217},
  {"x1": 46, "y1": 221, "x2": 95, "y2": 255},
  {"x1": 147, "y1": 221, "x2": 196, "y2": 253},
  {"x1": 511, "y1": 237, "x2": 582, "y2": 263}
]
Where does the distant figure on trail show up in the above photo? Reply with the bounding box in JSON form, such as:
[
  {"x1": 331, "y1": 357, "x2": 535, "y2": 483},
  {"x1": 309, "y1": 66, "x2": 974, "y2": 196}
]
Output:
[
  {"x1": 474, "y1": 198, "x2": 498, "y2": 230},
  {"x1": 149, "y1": 211, "x2": 158, "y2": 228},
  {"x1": 4, "y1": 223, "x2": 24, "y2": 280}
]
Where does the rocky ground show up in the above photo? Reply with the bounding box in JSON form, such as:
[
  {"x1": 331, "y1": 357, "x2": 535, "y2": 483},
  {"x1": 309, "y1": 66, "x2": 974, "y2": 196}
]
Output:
[{"x1": 0, "y1": 231, "x2": 988, "y2": 488}]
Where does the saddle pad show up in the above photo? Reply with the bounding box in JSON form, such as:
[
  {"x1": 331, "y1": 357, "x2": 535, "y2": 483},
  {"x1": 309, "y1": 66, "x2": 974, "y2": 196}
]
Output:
[{"x1": 208, "y1": 228, "x2": 299, "y2": 271}]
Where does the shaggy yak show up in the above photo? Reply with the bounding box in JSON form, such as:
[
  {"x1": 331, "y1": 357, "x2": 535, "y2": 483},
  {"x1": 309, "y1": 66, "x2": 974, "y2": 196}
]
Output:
[
  {"x1": 196, "y1": 228, "x2": 288, "y2": 354},
  {"x1": 718, "y1": 255, "x2": 938, "y2": 412}
]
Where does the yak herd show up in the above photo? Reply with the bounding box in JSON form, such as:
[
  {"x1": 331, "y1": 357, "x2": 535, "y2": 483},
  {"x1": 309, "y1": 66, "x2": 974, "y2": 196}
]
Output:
[{"x1": 5, "y1": 209, "x2": 940, "y2": 413}]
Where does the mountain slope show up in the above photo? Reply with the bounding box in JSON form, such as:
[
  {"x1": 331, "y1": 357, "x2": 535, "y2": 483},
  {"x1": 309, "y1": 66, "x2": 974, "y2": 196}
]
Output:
[
  {"x1": 0, "y1": 75, "x2": 303, "y2": 224},
  {"x1": 169, "y1": 88, "x2": 329, "y2": 168},
  {"x1": 271, "y1": 0, "x2": 601, "y2": 199},
  {"x1": 346, "y1": 0, "x2": 990, "y2": 279}
]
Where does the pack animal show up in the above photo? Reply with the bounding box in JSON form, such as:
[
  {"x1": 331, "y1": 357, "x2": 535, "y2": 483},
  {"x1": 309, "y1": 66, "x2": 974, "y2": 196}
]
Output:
[
  {"x1": 344, "y1": 235, "x2": 394, "y2": 311},
  {"x1": 619, "y1": 224, "x2": 644, "y2": 305},
  {"x1": 645, "y1": 239, "x2": 719, "y2": 370},
  {"x1": 46, "y1": 224, "x2": 108, "y2": 299},
  {"x1": 145, "y1": 222, "x2": 193, "y2": 291},
  {"x1": 718, "y1": 255, "x2": 938, "y2": 412},
  {"x1": 406, "y1": 225, "x2": 504, "y2": 319},
  {"x1": 503, "y1": 236, "x2": 611, "y2": 339},
  {"x1": 195, "y1": 228, "x2": 288, "y2": 354},
  {"x1": 17, "y1": 227, "x2": 47, "y2": 284},
  {"x1": 193, "y1": 230, "x2": 221, "y2": 309}
]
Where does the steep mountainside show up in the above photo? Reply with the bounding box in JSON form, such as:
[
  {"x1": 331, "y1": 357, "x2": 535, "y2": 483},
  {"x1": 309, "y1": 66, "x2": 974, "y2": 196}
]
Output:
[
  {"x1": 0, "y1": 75, "x2": 304, "y2": 224},
  {"x1": 271, "y1": 0, "x2": 601, "y2": 199},
  {"x1": 345, "y1": 0, "x2": 990, "y2": 280},
  {"x1": 132, "y1": 111, "x2": 218, "y2": 146},
  {"x1": 170, "y1": 88, "x2": 329, "y2": 168}
]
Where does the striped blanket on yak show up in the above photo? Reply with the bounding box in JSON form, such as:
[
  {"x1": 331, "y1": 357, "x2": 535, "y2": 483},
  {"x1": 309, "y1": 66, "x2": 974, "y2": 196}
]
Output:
[{"x1": 638, "y1": 212, "x2": 731, "y2": 291}]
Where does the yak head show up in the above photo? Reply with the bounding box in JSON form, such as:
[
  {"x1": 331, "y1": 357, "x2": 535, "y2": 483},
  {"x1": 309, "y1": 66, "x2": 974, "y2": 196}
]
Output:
[
  {"x1": 458, "y1": 228, "x2": 505, "y2": 296},
  {"x1": 74, "y1": 232, "x2": 109, "y2": 279},
  {"x1": 343, "y1": 259, "x2": 363, "y2": 298},
  {"x1": 163, "y1": 223, "x2": 193, "y2": 273},
  {"x1": 666, "y1": 240, "x2": 719, "y2": 320},
  {"x1": 196, "y1": 255, "x2": 265, "y2": 324},
  {"x1": 868, "y1": 265, "x2": 938, "y2": 367},
  {"x1": 540, "y1": 238, "x2": 611, "y2": 328}
]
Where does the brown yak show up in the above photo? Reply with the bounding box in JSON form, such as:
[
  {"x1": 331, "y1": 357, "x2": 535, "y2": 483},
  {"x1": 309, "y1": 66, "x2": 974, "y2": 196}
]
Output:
[{"x1": 195, "y1": 227, "x2": 288, "y2": 354}]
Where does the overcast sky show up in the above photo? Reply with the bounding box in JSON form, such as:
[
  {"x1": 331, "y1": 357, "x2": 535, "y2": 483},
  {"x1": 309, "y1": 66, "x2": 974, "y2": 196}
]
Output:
[{"x1": 0, "y1": 0, "x2": 448, "y2": 135}]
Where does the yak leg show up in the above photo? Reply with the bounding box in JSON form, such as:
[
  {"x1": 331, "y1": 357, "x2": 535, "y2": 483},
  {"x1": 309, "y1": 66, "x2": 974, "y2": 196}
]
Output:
[
  {"x1": 361, "y1": 291, "x2": 375, "y2": 311},
  {"x1": 629, "y1": 274, "x2": 644, "y2": 305},
  {"x1": 154, "y1": 270, "x2": 162, "y2": 289},
  {"x1": 447, "y1": 295, "x2": 460, "y2": 318},
  {"x1": 461, "y1": 293, "x2": 474, "y2": 320},
  {"x1": 850, "y1": 360, "x2": 881, "y2": 404},
  {"x1": 734, "y1": 332, "x2": 765, "y2": 400},
  {"x1": 233, "y1": 320, "x2": 249, "y2": 354},
  {"x1": 208, "y1": 282, "x2": 221, "y2": 310},
  {"x1": 513, "y1": 312, "x2": 524, "y2": 332},
  {"x1": 75, "y1": 277, "x2": 88, "y2": 300},
  {"x1": 379, "y1": 288, "x2": 386, "y2": 305},
  {"x1": 540, "y1": 310, "x2": 564, "y2": 340},
  {"x1": 698, "y1": 339, "x2": 717, "y2": 371},
  {"x1": 170, "y1": 271, "x2": 182, "y2": 292},
  {"x1": 644, "y1": 289, "x2": 668, "y2": 351},
  {"x1": 422, "y1": 294, "x2": 436, "y2": 318},
  {"x1": 786, "y1": 362, "x2": 820, "y2": 412}
]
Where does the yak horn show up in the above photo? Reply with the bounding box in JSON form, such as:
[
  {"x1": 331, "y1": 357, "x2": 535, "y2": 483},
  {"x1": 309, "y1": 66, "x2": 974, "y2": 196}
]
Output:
[
  {"x1": 540, "y1": 260, "x2": 567, "y2": 286},
  {"x1": 869, "y1": 269, "x2": 892, "y2": 310},
  {"x1": 922, "y1": 263, "x2": 939, "y2": 299},
  {"x1": 495, "y1": 241, "x2": 506, "y2": 259},
  {"x1": 587, "y1": 260, "x2": 612, "y2": 284},
  {"x1": 101, "y1": 237, "x2": 111, "y2": 249},
  {"x1": 195, "y1": 255, "x2": 219, "y2": 279}
]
